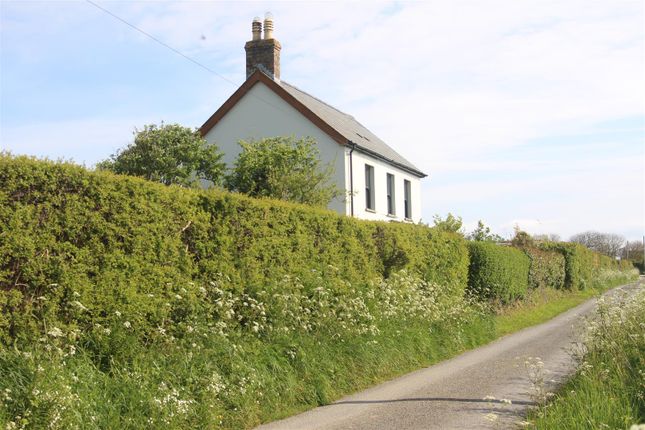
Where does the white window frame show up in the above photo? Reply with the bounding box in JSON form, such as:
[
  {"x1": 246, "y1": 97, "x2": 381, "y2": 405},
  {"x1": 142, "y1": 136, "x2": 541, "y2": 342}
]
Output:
[
  {"x1": 386, "y1": 173, "x2": 395, "y2": 216},
  {"x1": 404, "y1": 179, "x2": 411, "y2": 220},
  {"x1": 365, "y1": 164, "x2": 375, "y2": 211}
]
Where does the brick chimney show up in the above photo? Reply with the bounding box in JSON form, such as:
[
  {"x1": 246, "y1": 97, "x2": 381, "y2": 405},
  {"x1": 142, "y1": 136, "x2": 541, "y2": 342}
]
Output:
[{"x1": 245, "y1": 13, "x2": 281, "y2": 81}]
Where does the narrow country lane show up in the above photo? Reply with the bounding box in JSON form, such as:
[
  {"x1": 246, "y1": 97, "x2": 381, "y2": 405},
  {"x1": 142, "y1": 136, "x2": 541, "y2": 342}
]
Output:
[{"x1": 256, "y1": 279, "x2": 644, "y2": 430}]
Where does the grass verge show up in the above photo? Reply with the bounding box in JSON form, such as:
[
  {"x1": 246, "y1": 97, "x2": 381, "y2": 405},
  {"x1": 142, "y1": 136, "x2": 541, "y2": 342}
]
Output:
[{"x1": 527, "y1": 284, "x2": 644, "y2": 429}]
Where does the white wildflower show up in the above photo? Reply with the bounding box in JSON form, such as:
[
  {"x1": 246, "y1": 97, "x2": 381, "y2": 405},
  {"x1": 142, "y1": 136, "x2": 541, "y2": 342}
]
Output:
[
  {"x1": 47, "y1": 327, "x2": 64, "y2": 337},
  {"x1": 484, "y1": 413, "x2": 498, "y2": 422},
  {"x1": 72, "y1": 301, "x2": 88, "y2": 311}
]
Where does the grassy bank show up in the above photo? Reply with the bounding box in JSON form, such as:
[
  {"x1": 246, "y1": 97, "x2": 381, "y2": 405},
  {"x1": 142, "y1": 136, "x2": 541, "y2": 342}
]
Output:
[
  {"x1": 1, "y1": 274, "x2": 638, "y2": 429},
  {"x1": 0, "y1": 272, "x2": 497, "y2": 429},
  {"x1": 528, "y1": 282, "x2": 644, "y2": 429}
]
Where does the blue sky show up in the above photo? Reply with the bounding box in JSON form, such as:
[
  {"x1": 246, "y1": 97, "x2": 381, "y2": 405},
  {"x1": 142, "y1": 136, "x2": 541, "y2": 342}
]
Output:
[{"x1": 1, "y1": 0, "x2": 643, "y2": 241}]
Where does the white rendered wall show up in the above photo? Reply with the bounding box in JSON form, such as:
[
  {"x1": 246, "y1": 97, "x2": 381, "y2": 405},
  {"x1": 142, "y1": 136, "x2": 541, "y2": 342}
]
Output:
[
  {"x1": 203, "y1": 82, "x2": 348, "y2": 214},
  {"x1": 346, "y1": 150, "x2": 422, "y2": 223}
]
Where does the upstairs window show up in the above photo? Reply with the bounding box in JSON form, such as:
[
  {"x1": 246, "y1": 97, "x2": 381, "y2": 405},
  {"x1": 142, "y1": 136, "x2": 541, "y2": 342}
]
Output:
[
  {"x1": 365, "y1": 164, "x2": 375, "y2": 211},
  {"x1": 404, "y1": 179, "x2": 412, "y2": 219},
  {"x1": 387, "y1": 173, "x2": 395, "y2": 216}
]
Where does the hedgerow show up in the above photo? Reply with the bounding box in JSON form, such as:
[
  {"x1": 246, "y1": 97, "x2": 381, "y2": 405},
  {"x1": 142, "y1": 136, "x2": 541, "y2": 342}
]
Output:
[
  {"x1": 0, "y1": 154, "x2": 467, "y2": 346},
  {"x1": 539, "y1": 242, "x2": 633, "y2": 290},
  {"x1": 467, "y1": 242, "x2": 530, "y2": 302},
  {"x1": 522, "y1": 247, "x2": 566, "y2": 290}
]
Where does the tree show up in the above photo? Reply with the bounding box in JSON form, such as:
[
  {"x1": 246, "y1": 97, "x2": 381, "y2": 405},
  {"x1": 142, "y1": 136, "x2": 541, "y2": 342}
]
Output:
[
  {"x1": 622, "y1": 240, "x2": 644, "y2": 262},
  {"x1": 224, "y1": 136, "x2": 340, "y2": 207},
  {"x1": 623, "y1": 240, "x2": 644, "y2": 273},
  {"x1": 467, "y1": 220, "x2": 504, "y2": 242},
  {"x1": 569, "y1": 231, "x2": 625, "y2": 258},
  {"x1": 511, "y1": 229, "x2": 534, "y2": 248},
  {"x1": 97, "y1": 123, "x2": 225, "y2": 187},
  {"x1": 432, "y1": 213, "x2": 464, "y2": 234}
]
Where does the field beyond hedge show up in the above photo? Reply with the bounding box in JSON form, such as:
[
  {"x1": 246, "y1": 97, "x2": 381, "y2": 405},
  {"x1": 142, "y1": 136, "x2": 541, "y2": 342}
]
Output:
[{"x1": 0, "y1": 155, "x2": 637, "y2": 429}]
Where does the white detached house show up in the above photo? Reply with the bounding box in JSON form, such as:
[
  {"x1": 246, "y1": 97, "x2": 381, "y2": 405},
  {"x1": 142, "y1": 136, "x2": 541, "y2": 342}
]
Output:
[{"x1": 200, "y1": 16, "x2": 427, "y2": 223}]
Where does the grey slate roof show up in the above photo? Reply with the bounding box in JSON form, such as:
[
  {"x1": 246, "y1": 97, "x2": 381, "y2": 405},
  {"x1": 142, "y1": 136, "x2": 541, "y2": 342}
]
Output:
[{"x1": 278, "y1": 80, "x2": 427, "y2": 178}]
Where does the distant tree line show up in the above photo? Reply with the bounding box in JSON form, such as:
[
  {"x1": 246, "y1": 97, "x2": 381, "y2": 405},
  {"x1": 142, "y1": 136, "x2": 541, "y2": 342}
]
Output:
[{"x1": 569, "y1": 231, "x2": 626, "y2": 259}]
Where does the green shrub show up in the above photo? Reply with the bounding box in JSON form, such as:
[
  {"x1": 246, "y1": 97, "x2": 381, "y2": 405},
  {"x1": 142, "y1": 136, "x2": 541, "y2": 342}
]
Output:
[
  {"x1": 223, "y1": 136, "x2": 340, "y2": 206},
  {"x1": 522, "y1": 247, "x2": 566, "y2": 290},
  {"x1": 467, "y1": 242, "x2": 530, "y2": 302}
]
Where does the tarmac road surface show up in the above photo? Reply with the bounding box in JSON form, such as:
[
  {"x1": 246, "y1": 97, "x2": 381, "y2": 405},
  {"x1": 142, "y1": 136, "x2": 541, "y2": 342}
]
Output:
[{"x1": 256, "y1": 279, "x2": 643, "y2": 430}]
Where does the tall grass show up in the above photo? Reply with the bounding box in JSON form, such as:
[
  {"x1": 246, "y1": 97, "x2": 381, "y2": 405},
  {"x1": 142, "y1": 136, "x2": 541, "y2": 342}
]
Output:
[{"x1": 529, "y1": 282, "x2": 645, "y2": 429}]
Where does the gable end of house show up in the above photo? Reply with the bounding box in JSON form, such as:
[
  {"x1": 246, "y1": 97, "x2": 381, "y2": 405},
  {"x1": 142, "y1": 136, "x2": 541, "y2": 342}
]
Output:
[{"x1": 200, "y1": 70, "x2": 346, "y2": 145}]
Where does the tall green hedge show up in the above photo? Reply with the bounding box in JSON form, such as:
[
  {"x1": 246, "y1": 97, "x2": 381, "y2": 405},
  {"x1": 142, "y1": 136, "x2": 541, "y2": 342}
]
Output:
[
  {"x1": 522, "y1": 247, "x2": 566, "y2": 290},
  {"x1": 544, "y1": 242, "x2": 595, "y2": 290},
  {"x1": 467, "y1": 242, "x2": 530, "y2": 302},
  {"x1": 539, "y1": 242, "x2": 635, "y2": 290},
  {"x1": 0, "y1": 155, "x2": 468, "y2": 344}
]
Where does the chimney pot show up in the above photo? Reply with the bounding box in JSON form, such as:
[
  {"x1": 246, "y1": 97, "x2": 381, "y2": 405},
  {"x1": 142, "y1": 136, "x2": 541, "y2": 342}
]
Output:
[
  {"x1": 251, "y1": 17, "x2": 262, "y2": 41},
  {"x1": 263, "y1": 12, "x2": 274, "y2": 39}
]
